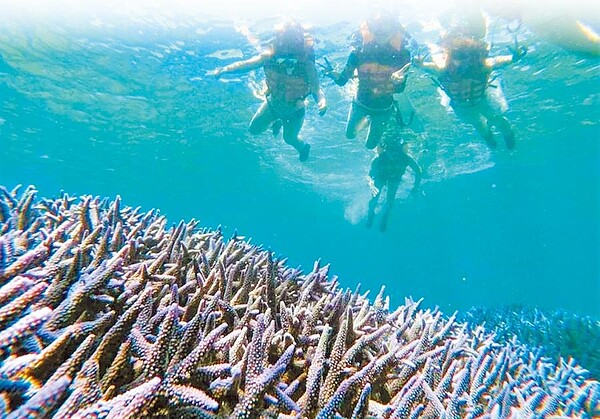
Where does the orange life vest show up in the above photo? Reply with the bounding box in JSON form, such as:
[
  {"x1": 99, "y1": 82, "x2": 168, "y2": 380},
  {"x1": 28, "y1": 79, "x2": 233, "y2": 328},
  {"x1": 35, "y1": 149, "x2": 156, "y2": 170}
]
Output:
[
  {"x1": 354, "y1": 28, "x2": 411, "y2": 108},
  {"x1": 440, "y1": 73, "x2": 490, "y2": 104},
  {"x1": 263, "y1": 44, "x2": 314, "y2": 104},
  {"x1": 439, "y1": 41, "x2": 490, "y2": 105}
]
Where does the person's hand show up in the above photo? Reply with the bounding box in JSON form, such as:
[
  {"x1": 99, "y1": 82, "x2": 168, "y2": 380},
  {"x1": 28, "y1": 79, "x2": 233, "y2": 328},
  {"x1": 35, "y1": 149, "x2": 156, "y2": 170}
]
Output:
[
  {"x1": 508, "y1": 43, "x2": 527, "y2": 63},
  {"x1": 322, "y1": 70, "x2": 341, "y2": 83},
  {"x1": 212, "y1": 67, "x2": 224, "y2": 78},
  {"x1": 318, "y1": 57, "x2": 335, "y2": 77},
  {"x1": 391, "y1": 72, "x2": 406, "y2": 84},
  {"x1": 411, "y1": 43, "x2": 431, "y2": 67},
  {"x1": 411, "y1": 54, "x2": 426, "y2": 67},
  {"x1": 317, "y1": 98, "x2": 327, "y2": 116},
  {"x1": 367, "y1": 177, "x2": 379, "y2": 196},
  {"x1": 391, "y1": 63, "x2": 411, "y2": 84}
]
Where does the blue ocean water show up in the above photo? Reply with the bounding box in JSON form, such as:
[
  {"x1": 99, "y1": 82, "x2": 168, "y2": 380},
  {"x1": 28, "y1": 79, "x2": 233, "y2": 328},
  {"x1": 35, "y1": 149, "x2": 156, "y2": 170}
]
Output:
[{"x1": 0, "y1": 2, "x2": 598, "y2": 321}]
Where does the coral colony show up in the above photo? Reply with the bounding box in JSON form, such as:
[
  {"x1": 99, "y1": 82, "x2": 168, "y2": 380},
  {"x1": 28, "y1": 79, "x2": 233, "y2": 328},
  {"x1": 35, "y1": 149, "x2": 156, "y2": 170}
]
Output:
[
  {"x1": 462, "y1": 306, "x2": 600, "y2": 382},
  {"x1": 0, "y1": 184, "x2": 598, "y2": 418}
]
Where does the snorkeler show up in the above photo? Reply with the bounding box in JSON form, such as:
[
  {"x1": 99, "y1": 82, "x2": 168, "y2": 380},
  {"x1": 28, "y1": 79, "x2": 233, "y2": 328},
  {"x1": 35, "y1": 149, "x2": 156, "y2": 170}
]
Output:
[
  {"x1": 367, "y1": 133, "x2": 422, "y2": 232},
  {"x1": 323, "y1": 12, "x2": 412, "y2": 150},
  {"x1": 212, "y1": 21, "x2": 327, "y2": 162},
  {"x1": 416, "y1": 33, "x2": 526, "y2": 149}
]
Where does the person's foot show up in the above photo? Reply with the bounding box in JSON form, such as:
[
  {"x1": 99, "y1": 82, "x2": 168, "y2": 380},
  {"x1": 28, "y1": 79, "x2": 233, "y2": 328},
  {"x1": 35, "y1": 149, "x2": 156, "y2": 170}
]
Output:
[
  {"x1": 504, "y1": 131, "x2": 516, "y2": 150},
  {"x1": 272, "y1": 120, "x2": 282, "y2": 137},
  {"x1": 299, "y1": 143, "x2": 311, "y2": 162}
]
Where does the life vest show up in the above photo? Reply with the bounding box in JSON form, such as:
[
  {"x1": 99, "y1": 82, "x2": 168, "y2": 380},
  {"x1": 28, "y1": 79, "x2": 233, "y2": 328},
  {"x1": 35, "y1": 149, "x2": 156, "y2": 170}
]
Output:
[
  {"x1": 438, "y1": 40, "x2": 491, "y2": 105},
  {"x1": 263, "y1": 38, "x2": 315, "y2": 104},
  {"x1": 354, "y1": 27, "x2": 411, "y2": 108}
]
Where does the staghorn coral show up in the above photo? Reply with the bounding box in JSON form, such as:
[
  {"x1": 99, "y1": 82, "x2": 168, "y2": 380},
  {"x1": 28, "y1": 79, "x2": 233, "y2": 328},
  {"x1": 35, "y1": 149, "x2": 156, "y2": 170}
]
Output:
[
  {"x1": 0, "y1": 185, "x2": 597, "y2": 418},
  {"x1": 462, "y1": 304, "x2": 600, "y2": 381}
]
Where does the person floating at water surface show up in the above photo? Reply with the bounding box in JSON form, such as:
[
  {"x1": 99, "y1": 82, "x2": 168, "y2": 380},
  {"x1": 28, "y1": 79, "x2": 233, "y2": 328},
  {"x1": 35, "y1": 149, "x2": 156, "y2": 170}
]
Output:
[
  {"x1": 212, "y1": 20, "x2": 327, "y2": 162},
  {"x1": 367, "y1": 131, "x2": 422, "y2": 232},
  {"x1": 415, "y1": 31, "x2": 526, "y2": 150},
  {"x1": 323, "y1": 12, "x2": 412, "y2": 150}
]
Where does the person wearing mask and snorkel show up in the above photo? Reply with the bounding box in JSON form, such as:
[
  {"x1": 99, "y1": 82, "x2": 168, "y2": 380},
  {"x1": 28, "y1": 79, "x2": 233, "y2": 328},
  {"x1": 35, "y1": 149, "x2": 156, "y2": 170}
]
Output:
[
  {"x1": 367, "y1": 136, "x2": 422, "y2": 232},
  {"x1": 324, "y1": 13, "x2": 412, "y2": 150},
  {"x1": 415, "y1": 29, "x2": 526, "y2": 149},
  {"x1": 213, "y1": 20, "x2": 327, "y2": 162}
]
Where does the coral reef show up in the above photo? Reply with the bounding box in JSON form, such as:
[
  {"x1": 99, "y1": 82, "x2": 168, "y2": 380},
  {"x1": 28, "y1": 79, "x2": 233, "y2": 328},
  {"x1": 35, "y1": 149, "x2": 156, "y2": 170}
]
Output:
[
  {"x1": 462, "y1": 305, "x2": 600, "y2": 381},
  {"x1": 0, "y1": 184, "x2": 599, "y2": 418}
]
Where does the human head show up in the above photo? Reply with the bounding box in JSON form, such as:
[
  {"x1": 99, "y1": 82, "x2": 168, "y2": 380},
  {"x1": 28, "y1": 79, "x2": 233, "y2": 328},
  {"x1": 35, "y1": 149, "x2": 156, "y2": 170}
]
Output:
[
  {"x1": 366, "y1": 13, "x2": 400, "y2": 42},
  {"x1": 272, "y1": 20, "x2": 306, "y2": 55},
  {"x1": 382, "y1": 138, "x2": 407, "y2": 156},
  {"x1": 442, "y1": 35, "x2": 488, "y2": 63}
]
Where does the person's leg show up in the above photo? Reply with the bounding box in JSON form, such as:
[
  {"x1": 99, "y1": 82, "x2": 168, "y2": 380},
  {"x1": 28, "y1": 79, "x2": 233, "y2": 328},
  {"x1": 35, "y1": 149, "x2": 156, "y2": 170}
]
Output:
[
  {"x1": 282, "y1": 107, "x2": 311, "y2": 161},
  {"x1": 474, "y1": 115, "x2": 496, "y2": 149},
  {"x1": 271, "y1": 119, "x2": 283, "y2": 137},
  {"x1": 367, "y1": 180, "x2": 383, "y2": 228},
  {"x1": 249, "y1": 101, "x2": 277, "y2": 135},
  {"x1": 453, "y1": 104, "x2": 495, "y2": 148},
  {"x1": 365, "y1": 109, "x2": 392, "y2": 150},
  {"x1": 380, "y1": 178, "x2": 400, "y2": 232},
  {"x1": 480, "y1": 96, "x2": 515, "y2": 149},
  {"x1": 485, "y1": 112, "x2": 514, "y2": 149},
  {"x1": 499, "y1": 116, "x2": 515, "y2": 149},
  {"x1": 346, "y1": 101, "x2": 368, "y2": 140}
]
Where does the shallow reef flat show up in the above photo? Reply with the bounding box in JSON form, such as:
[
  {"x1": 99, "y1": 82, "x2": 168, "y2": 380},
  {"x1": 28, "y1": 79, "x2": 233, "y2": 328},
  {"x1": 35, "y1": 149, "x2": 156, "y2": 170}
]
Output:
[{"x1": 0, "y1": 184, "x2": 598, "y2": 418}]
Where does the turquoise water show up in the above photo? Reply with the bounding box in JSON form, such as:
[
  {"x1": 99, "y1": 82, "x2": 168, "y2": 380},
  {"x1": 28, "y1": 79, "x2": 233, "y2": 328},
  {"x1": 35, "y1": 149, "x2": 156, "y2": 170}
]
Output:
[{"x1": 0, "y1": 4, "x2": 598, "y2": 319}]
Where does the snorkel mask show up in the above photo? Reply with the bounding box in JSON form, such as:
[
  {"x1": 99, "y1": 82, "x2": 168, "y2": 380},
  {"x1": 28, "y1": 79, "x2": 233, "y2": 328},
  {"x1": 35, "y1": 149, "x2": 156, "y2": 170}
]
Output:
[
  {"x1": 273, "y1": 21, "x2": 306, "y2": 56},
  {"x1": 367, "y1": 14, "x2": 400, "y2": 42}
]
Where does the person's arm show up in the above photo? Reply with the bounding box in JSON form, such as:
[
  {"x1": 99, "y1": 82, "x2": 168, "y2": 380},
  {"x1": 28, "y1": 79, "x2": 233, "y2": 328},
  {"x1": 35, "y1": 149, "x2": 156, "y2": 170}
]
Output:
[
  {"x1": 213, "y1": 52, "x2": 270, "y2": 77},
  {"x1": 328, "y1": 51, "x2": 359, "y2": 86},
  {"x1": 415, "y1": 59, "x2": 444, "y2": 76},
  {"x1": 368, "y1": 156, "x2": 384, "y2": 193},
  {"x1": 485, "y1": 43, "x2": 527, "y2": 70},
  {"x1": 391, "y1": 62, "x2": 411, "y2": 93},
  {"x1": 391, "y1": 50, "x2": 412, "y2": 93},
  {"x1": 412, "y1": 46, "x2": 443, "y2": 76},
  {"x1": 306, "y1": 59, "x2": 327, "y2": 116},
  {"x1": 484, "y1": 54, "x2": 514, "y2": 70}
]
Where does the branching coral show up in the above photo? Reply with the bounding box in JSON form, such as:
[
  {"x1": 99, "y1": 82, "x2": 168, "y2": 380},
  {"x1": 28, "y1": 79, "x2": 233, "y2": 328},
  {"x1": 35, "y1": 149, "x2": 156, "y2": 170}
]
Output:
[{"x1": 0, "y1": 185, "x2": 597, "y2": 418}]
